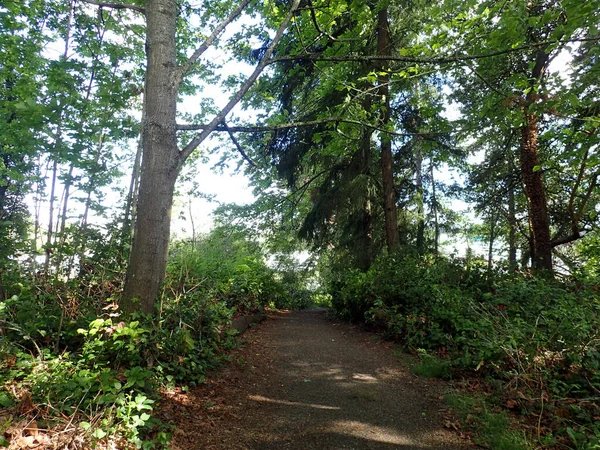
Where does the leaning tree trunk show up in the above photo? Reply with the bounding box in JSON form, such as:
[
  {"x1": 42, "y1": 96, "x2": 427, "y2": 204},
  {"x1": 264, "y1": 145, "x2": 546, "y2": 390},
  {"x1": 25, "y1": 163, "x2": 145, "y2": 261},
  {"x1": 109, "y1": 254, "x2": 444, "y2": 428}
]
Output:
[
  {"x1": 121, "y1": 0, "x2": 180, "y2": 314},
  {"x1": 377, "y1": 8, "x2": 398, "y2": 253}
]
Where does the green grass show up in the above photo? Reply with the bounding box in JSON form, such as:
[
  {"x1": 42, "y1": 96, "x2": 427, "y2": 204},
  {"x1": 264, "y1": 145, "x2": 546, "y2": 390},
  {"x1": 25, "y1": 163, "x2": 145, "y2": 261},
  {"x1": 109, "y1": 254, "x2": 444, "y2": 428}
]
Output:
[
  {"x1": 411, "y1": 355, "x2": 452, "y2": 379},
  {"x1": 410, "y1": 350, "x2": 452, "y2": 379},
  {"x1": 445, "y1": 393, "x2": 529, "y2": 450}
]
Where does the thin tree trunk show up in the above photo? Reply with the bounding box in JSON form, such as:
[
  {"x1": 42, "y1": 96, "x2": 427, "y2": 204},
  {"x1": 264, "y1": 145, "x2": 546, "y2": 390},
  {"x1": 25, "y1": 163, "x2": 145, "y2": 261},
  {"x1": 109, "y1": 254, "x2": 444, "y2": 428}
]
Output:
[
  {"x1": 358, "y1": 121, "x2": 373, "y2": 271},
  {"x1": 430, "y1": 162, "x2": 439, "y2": 254},
  {"x1": 415, "y1": 148, "x2": 424, "y2": 255},
  {"x1": 122, "y1": 101, "x2": 144, "y2": 260},
  {"x1": 188, "y1": 197, "x2": 196, "y2": 249},
  {"x1": 44, "y1": 157, "x2": 59, "y2": 273},
  {"x1": 55, "y1": 163, "x2": 74, "y2": 274},
  {"x1": 44, "y1": 0, "x2": 74, "y2": 274},
  {"x1": 377, "y1": 8, "x2": 398, "y2": 253},
  {"x1": 507, "y1": 154, "x2": 517, "y2": 269},
  {"x1": 73, "y1": 127, "x2": 108, "y2": 272},
  {"x1": 31, "y1": 155, "x2": 45, "y2": 274},
  {"x1": 488, "y1": 209, "x2": 496, "y2": 273}
]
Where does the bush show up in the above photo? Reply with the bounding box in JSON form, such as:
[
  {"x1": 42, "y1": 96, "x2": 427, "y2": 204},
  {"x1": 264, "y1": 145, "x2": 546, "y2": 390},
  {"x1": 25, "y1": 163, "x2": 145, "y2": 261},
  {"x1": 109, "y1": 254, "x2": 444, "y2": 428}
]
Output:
[{"x1": 326, "y1": 253, "x2": 600, "y2": 446}]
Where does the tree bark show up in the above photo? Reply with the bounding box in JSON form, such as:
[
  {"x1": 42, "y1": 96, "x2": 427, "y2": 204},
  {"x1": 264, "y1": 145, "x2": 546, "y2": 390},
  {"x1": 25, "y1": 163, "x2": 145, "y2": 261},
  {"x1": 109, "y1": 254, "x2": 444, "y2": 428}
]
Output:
[
  {"x1": 377, "y1": 8, "x2": 398, "y2": 253},
  {"x1": 520, "y1": 111, "x2": 552, "y2": 271},
  {"x1": 121, "y1": 0, "x2": 180, "y2": 314},
  {"x1": 518, "y1": 47, "x2": 552, "y2": 273}
]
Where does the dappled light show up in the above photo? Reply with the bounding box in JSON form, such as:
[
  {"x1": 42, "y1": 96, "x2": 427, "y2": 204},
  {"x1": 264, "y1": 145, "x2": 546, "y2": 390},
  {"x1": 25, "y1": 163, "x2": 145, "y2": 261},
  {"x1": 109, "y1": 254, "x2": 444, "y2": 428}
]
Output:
[
  {"x1": 327, "y1": 420, "x2": 420, "y2": 446},
  {"x1": 248, "y1": 394, "x2": 341, "y2": 410}
]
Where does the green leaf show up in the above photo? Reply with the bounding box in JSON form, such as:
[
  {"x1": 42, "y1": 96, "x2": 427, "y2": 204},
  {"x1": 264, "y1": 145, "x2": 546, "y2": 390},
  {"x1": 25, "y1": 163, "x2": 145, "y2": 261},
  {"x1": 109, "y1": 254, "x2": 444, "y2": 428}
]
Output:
[{"x1": 0, "y1": 393, "x2": 15, "y2": 408}]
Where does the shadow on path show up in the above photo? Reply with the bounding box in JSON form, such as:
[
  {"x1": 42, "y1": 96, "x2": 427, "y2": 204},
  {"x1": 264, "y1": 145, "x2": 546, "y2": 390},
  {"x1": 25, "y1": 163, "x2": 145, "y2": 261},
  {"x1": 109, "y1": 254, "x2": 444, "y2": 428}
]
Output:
[{"x1": 167, "y1": 309, "x2": 476, "y2": 450}]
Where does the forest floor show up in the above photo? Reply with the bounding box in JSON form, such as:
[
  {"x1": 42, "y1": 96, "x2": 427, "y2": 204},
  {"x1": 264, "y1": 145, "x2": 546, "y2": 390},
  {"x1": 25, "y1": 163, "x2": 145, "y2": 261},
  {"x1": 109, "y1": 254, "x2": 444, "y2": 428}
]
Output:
[{"x1": 159, "y1": 309, "x2": 478, "y2": 450}]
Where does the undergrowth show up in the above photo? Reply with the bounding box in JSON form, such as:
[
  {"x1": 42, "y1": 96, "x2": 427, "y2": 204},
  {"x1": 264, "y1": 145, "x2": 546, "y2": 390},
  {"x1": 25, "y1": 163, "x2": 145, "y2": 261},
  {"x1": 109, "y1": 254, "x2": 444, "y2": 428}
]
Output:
[
  {"x1": 0, "y1": 227, "x2": 309, "y2": 448},
  {"x1": 325, "y1": 252, "x2": 600, "y2": 449}
]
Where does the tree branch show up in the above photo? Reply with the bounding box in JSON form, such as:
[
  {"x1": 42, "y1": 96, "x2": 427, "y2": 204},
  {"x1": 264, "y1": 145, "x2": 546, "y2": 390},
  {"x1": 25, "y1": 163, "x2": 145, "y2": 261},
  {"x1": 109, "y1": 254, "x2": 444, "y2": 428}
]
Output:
[
  {"x1": 221, "y1": 121, "x2": 257, "y2": 167},
  {"x1": 468, "y1": 65, "x2": 510, "y2": 98},
  {"x1": 177, "y1": 0, "x2": 252, "y2": 83},
  {"x1": 567, "y1": 146, "x2": 590, "y2": 224},
  {"x1": 551, "y1": 232, "x2": 581, "y2": 248},
  {"x1": 266, "y1": 36, "x2": 600, "y2": 66},
  {"x1": 79, "y1": 0, "x2": 145, "y2": 14},
  {"x1": 177, "y1": 117, "x2": 448, "y2": 137},
  {"x1": 178, "y1": 0, "x2": 301, "y2": 165}
]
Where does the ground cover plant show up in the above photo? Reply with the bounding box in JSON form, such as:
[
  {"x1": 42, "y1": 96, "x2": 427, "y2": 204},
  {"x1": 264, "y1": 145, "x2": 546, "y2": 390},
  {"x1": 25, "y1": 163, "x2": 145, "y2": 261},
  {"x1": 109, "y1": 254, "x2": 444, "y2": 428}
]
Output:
[{"x1": 0, "y1": 227, "x2": 301, "y2": 448}]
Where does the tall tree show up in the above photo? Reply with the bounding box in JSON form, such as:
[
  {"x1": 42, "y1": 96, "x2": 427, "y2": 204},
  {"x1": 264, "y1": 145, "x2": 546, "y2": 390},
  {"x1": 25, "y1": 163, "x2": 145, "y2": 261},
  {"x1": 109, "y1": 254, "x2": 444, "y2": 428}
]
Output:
[
  {"x1": 90, "y1": 0, "x2": 302, "y2": 313},
  {"x1": 444, "y1": 0, "x2": 600, "y2": 272}
]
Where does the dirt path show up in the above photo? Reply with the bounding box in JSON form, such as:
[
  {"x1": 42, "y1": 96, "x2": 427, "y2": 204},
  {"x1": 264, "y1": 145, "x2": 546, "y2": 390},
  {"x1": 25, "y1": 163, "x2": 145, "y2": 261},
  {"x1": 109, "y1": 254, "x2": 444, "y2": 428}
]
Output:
[{"x1": 160, "y1": 309, "x2": 476, "y2": 449}]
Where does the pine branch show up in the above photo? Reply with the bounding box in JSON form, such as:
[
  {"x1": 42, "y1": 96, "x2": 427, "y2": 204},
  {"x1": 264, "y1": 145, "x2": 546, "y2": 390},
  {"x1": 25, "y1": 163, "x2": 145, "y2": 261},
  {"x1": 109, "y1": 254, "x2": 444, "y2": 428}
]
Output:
[
  {"x1": 177, "y1": 118, "x2": 448, "y2": 137},
  {"x1": 267, "y1": 36, "x2": 600, "y2": 66}
]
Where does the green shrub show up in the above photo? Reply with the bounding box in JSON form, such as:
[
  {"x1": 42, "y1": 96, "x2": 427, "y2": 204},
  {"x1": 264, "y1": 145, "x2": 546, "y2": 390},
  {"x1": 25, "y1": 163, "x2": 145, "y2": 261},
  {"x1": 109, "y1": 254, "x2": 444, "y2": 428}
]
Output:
[{"x1": 327, "y1": 252, "x2": 600, "y2": 447}]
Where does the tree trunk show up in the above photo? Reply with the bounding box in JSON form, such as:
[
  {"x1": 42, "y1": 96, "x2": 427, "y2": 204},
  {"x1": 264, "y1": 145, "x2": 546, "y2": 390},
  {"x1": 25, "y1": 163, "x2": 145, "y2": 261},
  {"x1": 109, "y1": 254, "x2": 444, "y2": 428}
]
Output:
[
  {"x1": 44, "y1": 157, "x2": 58, "y2": 273},
  {"x1": 119, "y1": 0, "x2": 298, "y2": 314},
  {"x1": 415, "y1": 148, "x2": 424, "y2": 255},
  {"x1": 121, "y1": 0, "x2": 180, "y2": 314},
  {"x1": 121, "y1": 101, "x2": 145, "y2": 270},
  {"x1": 518, "y1": 47, "x2": 552, "y2": 273},
  {"x1": 430, "y1": 162, "x2": 439, "y2": 254},
  {"x1": 377, "y1": 8, "x2": 398, "y2": 253},
  {"x1": 487, "y1": 209, "x2": 496, "y2": 273},
  {"x1": 507, "y1": 154, "x2": 517, "y2": 269},
  {"x1": 520, "y1": 110, "x2": 552, "y2": 272},
  {"x1": 358, "y1": 124, "x2": 373, "y2": 271},
  {"x1": 0, "y1": 185, "x2": 7, "y2": 217},
  {"x1": 55, "y1": 163, "x2": 74, "y2": 274}
]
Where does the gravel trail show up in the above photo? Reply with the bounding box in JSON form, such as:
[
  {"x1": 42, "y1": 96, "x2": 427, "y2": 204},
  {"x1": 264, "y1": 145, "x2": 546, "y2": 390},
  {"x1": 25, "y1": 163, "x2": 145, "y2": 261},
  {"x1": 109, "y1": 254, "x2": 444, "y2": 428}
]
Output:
[{"x1": 163, "y1": 309, "x2": 476, "y2": 450}]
